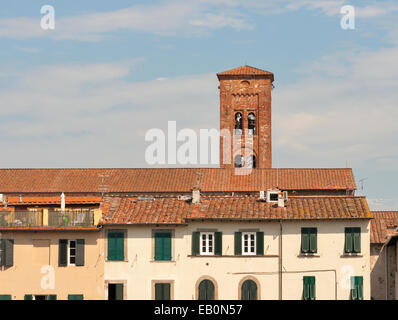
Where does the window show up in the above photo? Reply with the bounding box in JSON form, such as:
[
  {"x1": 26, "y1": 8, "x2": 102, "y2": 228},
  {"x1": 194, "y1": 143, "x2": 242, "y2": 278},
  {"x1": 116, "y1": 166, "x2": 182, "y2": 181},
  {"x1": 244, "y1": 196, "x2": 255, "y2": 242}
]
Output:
[
  {"x1": 192, "y1": 232, "x2": 222, "y2": 256},
  {"x1": 0, "y1": 239, "x2": 14, "y2": 267},
  {"x1": 350, "y1": 276, "x2": 363, "y2": 300},
  {"x1": 234, "y1": 155, "x2": 244, "y2": 168},
  {"x1": 198, "y1": 279, "x2": 215, "y2": 300},
  {"x1": 107, "y1": 232, "x2": 125, "y2": 261},
  {"x1": 200, "y1": 232, "x2": 214, "y2": 255},
  {"x1": 234, "y1": 112, "x2": 243, "y2": 135},
  {"x1": 108, "y1": 283, "x2": 124, "y2": 300},
  {"x1": 241, "y1": 279, "x2": 258, "y2": 300},
  {"x1": 154, "y1": 283, "x2": 171, "y2": 300},
  {"x1": 242, "y1": 232, "x2": 256, "y2": 255},
  {"x1": 248, "y1": 113, "x2": 256, "y2": 135},
  {"x1": 246, "y1": 155, "x2": 256, "y2": 168},
  {"x1": 301, "y1": 228, "x2": 317, "y2": 254},
  {"x1": 0, "y1": 295, "x2": 11, "y2": 300},
  {"x1": 345, "y1": 227, "x2": 361, "y2": 253},
  {"x1": 234, "y1": 232, "x2": 264, "y2": 255},
  {"x1": 68, "y1": 240, "x2": 76, "y2": 265},
  {"x1": 59, "y1": 239, "x2": 85, "y2": 266},
  {"x1": 154, "y1": 231, "x2": 172, "y2": 261},
  {"x1": 68, "y1": 294, "x2": 84, "y2": 300},
  {"x1": 303, "y1": 276, "x2": 316, "y2": 300}
]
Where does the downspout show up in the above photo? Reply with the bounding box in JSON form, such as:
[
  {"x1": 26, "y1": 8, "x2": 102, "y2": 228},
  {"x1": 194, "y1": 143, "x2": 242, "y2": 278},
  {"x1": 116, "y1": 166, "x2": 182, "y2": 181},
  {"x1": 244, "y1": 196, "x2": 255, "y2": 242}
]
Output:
[{"x1": 279, "y1": 220, "x2": 283, "y2": 300}]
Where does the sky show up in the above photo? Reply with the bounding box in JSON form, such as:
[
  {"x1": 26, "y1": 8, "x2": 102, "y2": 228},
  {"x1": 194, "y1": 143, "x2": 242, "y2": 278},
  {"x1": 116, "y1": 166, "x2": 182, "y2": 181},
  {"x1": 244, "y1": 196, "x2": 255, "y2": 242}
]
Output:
[{"x1": 0, "y1": 0, "x2": 397, "y2": 210}]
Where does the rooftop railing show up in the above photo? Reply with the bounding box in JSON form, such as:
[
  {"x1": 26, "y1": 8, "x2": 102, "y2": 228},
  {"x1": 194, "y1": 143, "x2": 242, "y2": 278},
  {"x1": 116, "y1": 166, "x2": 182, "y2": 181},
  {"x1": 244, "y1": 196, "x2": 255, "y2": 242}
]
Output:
[{"x1": 0, "y1": 209, "x2": 95, "y2": 228}]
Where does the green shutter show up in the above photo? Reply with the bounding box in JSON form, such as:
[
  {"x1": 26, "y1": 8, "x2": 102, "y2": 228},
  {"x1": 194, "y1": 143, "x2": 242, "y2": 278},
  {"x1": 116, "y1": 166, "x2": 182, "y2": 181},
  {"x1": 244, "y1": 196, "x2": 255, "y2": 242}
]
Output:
[
  {"x1": 301, "y1": 228, "x2": 309, "y2": 253},
  {"x1": 214, "y1": 232, "x2": 222, "y2": 256},
  {"x1": 198, "y1": 280, "x2": 215, "y2": 300},
  {"x1": 76, "y1": 239, "x2": 85, "y2": 266},
  {"x1": 192, "y1": 232, "x2": 200, "y2": 255},
  {"x1": 59, "y1": 239, "x2": 68, "y2": 266},
  {"x1": 24, "y1": 294, "x2": 33, "y2": 300},
  {"x1": 303, "y1": 277, "x2": 310, "y2": 300},
  {"x1": 155, "y1": 232, "x2": 172, "y2": 261},
  {"x1": 309, "y1": 228, "x2": 317, "y2": 253},
  {"x1": 357, "y1": 277, "x2": 363, "y2": 300},
  {"x1": 4, "y1": 239, "x2": 14, "y2": 267},
  {"x1": 309, "y1": 276, "x2": 316, "y2": 300},
  {"x1": 0, "y1": 239, "x2": 4, "y2": 266},
  {"x1": 353, "y1": 228, "x2": 361, "y2": 253},
  {"x1": 163, "y1": 233, "x2": 172, "y2": 261},
  {"x1": 256, "y1": 232, "x2": 264, "y2": 255},
  {"x1": 115, "y1": 284, "x2": 124, "y2": 300},
  {"x1": 241, "y1": 280, "x2": 257, "y2": 300},
  {"x1": 350, "y1": 276, "x2": 358, "y2": 300},
  {"x1": 234, "y1": 232, "x2": 242, "y2": 255},
  {"x1": 155, "y1": 283, "x2": 170, "y2": 300},
  {"x1": 108, "y1": 232, "x2": 124, "y2": 261},
  {"x1": 345, "y1": 228, "x2": 353, "y2": 253},
  {"x1": 68, "y1": 294, "x2": 84, "y2": 300},
  {"x1": 0, "y1": 295, "x2": 11, "y2": 300},
  {"x1": 48, "y1": 295, "x2": 57, "y2": 300}
]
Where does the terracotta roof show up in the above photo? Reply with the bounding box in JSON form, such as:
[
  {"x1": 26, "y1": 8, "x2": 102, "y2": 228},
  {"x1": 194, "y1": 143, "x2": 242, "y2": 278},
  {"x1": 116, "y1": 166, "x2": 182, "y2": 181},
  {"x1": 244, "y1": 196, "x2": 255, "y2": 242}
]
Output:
[
  {"x1": 217, "y1": 65, "x2": 274, "y2": 78},
  {"x1": 6, "y1": 196, "x2": 101, "y2": 205},
  {"x1": 370, "y1": 211, "x2": 398, "y2": 244},
  {"x1": 100, "y1": 195, "x2": 371, "y2": 225},
  {"x1": 0, "y1": 168, "x2": 356, "y2": 194}
]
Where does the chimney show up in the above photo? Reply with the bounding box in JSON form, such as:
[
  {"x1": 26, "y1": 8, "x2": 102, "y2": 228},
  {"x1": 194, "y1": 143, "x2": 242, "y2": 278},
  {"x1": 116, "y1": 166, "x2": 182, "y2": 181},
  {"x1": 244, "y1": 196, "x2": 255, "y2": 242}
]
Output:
[
  {"x1": 192, "y1": 188, "x2": 201, "y2": 204},
  {"x1": 278, "y1": 192, "x2": 285, "y2": 208}
]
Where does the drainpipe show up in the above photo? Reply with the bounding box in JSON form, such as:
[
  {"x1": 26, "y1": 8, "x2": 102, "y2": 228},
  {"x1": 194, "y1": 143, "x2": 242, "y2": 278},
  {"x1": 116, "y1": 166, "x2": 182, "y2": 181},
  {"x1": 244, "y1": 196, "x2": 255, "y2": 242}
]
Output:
[{"x1": 279, "y1": 220, "x2": 283, "y2": 300}]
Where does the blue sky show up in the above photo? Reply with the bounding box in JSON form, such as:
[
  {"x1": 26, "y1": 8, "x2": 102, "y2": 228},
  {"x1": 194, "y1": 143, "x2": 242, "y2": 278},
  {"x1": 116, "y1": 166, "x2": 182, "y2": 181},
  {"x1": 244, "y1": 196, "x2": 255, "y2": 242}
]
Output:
[{"x1": 0, "y1": 0, "x2": 398, "y2": 210}]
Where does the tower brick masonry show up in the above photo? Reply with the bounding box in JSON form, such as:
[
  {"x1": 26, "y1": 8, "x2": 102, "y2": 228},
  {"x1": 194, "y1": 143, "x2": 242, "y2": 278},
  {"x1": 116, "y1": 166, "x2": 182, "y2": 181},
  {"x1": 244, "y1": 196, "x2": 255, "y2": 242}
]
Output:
[{"x1": 217, "y1": 65, "x2": 274, "y2": 169}]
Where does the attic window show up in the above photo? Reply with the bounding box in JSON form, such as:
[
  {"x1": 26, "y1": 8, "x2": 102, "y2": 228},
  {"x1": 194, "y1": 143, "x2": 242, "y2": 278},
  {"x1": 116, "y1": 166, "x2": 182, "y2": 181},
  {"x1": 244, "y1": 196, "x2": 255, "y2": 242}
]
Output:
[{"x1": 269, "y1": 192, "x2": 278, "y2": 202}]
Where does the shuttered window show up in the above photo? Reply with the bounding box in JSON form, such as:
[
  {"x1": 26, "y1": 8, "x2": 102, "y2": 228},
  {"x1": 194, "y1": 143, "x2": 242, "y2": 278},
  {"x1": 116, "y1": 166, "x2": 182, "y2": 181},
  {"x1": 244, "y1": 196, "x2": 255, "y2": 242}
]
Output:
[
  {"x1": 198, "y1": 280, "x2": 215, "y2": 300},
  {"x1": 48, "y1": 295, "x2": 57, "y2": 300},
  {"x1": 24, "y1": 294, "x2": 33, "y2": 300},
  {"x1": 155, "y1": 283, "x2": 171, "y2": 300},
  {"x1": 68, "y1": 294, "x2": 84, "y2": 300},
  {"x1": 192, "y1": 231, "x2": 222, "y2": 256},
  {"x1": 351, "y1": 276, "x2": 363, "y2": 300},
  {"x1": 108, "y1": 232, "x2": 125, "y2": 261},
  {"x1": 59, "y1": 239, "x2": 85, "y2": 266},
  {"x1": 0, "y1": 295, "x2": 11, "y2": 300},
  {"x1": 345, "y1": 228, "x2": 361, "y2": 254},
  {"x1": 154, "y1": 232, "x2": 172, "y2": 261},
  {"x1": 303, "y1": 276, "x2": 316, "y2": 300},
  {"x1": 301, "y1": 228, "x2": 317, "y2": 254},
  {"x1": 241, "y1": 280, "x2": 258, "y2": 300},
  {"x1": 0, "y1": 239, "x2": 14, "y2": 267}
]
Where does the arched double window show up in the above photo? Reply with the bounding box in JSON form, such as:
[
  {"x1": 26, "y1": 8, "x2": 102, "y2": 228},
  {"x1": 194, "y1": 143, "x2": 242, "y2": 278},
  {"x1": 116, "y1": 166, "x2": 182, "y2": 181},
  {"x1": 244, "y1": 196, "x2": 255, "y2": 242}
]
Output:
[
  {"x1": 241, "y1": 279, "x2": 258, "y2": 300},
  {"x1": 198, "y1": 279, "x2": 215, "y2": 300},
  {"x1": 246, "y1": 155, "x2": 256, "y2": 168},
  {"x1": 234, "y1": 155, "x2": 244, "y2": 168},
  {"x1": 248, "y1": 113, "x2": 256, "y2": 135},
  {"x1": 235, "y1": 112, "x2": 243, "y2": 135}
]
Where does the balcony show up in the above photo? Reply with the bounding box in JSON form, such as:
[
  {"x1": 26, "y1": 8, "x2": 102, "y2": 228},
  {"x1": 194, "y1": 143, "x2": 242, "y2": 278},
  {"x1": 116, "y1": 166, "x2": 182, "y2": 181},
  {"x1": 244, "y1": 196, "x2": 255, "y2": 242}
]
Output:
[{"x1": 0, "y1": 209, "x2": 96, "y2": 228}]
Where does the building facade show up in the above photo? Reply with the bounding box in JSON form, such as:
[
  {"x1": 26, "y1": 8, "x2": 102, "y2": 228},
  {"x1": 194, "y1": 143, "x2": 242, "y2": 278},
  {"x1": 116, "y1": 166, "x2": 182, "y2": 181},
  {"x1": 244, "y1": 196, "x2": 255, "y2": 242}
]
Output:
[{"x1": 0, "y1": 66, "x2": 373, "y2": 300}]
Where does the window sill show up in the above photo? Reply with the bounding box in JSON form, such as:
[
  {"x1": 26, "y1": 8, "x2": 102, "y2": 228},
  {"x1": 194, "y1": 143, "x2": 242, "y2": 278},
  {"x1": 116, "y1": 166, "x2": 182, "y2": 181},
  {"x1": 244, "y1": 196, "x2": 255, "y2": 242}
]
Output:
[
  {"x1": 150, "y1": 260, "x2": 176, "y2": 263},
  {"x1": 188, "y1": 255, "x2": 279, "y2": 258},
  {"x1": 297, "y1": 253, "x2": 320, "y2": 257},
  {"x1": 106, "y1": 259, "x2": 128, "y2": 262},
  {"x1": 341, "y1": 253, "x2": 363, "y2": 257}
]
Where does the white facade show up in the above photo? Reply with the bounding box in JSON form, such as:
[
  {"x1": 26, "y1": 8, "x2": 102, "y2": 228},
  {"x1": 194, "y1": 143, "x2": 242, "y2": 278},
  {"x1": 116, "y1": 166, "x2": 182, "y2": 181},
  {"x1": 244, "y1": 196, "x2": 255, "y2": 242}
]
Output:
[{"x1": 104, "y1": 219, "x2": 371, "y2": 300}]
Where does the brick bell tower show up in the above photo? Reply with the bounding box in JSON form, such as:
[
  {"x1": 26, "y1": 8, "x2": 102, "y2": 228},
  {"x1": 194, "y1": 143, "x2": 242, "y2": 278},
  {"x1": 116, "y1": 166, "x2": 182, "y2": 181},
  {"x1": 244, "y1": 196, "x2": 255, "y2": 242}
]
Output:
[{"x1": 217, "y1": 65, "x2": 274, "y2": 169}]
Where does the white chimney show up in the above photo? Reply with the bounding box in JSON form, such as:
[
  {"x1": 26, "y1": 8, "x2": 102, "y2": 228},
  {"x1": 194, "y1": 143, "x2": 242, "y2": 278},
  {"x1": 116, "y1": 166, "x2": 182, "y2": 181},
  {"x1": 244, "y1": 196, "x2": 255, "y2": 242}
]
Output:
[
  {"x1": 192, "y1": 189, "x2": 201, "y2": 204},
  {"x1": 61, "y1": 192, "x2": 66, "y2": 211}
]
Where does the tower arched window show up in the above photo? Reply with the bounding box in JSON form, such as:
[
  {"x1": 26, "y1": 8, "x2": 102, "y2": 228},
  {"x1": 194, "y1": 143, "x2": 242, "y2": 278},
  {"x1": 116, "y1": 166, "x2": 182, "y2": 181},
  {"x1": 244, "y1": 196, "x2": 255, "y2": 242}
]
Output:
[
  {"x1": 247, "y1": 155, "x2": 256, "y2": 168},
  {"x1": 234, "y1": 155, "x2": 244, "y2": 168},
  {"x1": 248, "y1": 113, "x2": 256, "y2": 135},
  {"x1": 235, "y1": 113, "x2": 243, "y2": 135}
]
